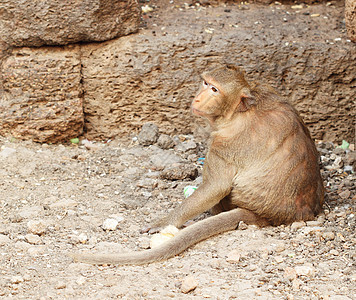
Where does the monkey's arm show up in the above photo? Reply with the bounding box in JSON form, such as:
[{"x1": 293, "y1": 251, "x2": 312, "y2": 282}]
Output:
[{"x1": 148, "y1": 153, "x2": 237, "y2": 231}]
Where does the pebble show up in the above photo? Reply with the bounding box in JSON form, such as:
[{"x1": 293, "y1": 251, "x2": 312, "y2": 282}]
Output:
[
  {"x1": 18, "y1": 206, "x2": 43, "y2": 219},
  {"x1": 138, "y1": 123, "x2": 159, "y2": 146},
  {"x1": 81, "y1": 139, "x2": 99, "y2": 151},
  {"x1": 0, "y1": 147, "x2": 16, "y2": 158},
  {"x1": 284, "y1": 267, "x2": 297, "y2": 281},
  {"x1": 55, "y1": 281, "x2": 67, "y2": 289},
  {"x1": 10, "y1": 276, "x2": 24, "y2": 284},
  {"x1": 274, "y1": 255, "x2": 284, "y2": 263},
  {"x1": 76, "y1": 276, "x2": 86, "y2": 285},
  {"x1": 160, "y1": 163, "x2": 198, "y2": 180},
  {"x1": 49, "y1": 199, "x2": 78, "y2": 209},
  {"x1": 226, "y1": 249, "x2": 241, "y2": 263},
  {"x1": 150, "y1": 151, "x2": 182, "y2": 168},
  {"x1": 306, "y1": 220, "x2": 324, "y2": 227},
  {"x1": 102, "y1": 218, "x2": 119, "y2": 231},
  {"x1": 295, "y1": 265, "x2": 316, "y2": 277},
  {"x1": 181, "y1": 275, "x2": 198, "y2": 294},
  {"x1": 175, "y1": 140, "x2": 197, "y2": 152},
  {"x1": 27, "y1": 245, "x2": 47, "y2": 256},
  {"x1": 339, "y1": 190, "x2": 351, "y2": 199},
  {"x1": 25, "y1": 234, "x2": 42, "y2": 245},
  {"x1": 78, "y1": 233, "x2": 88, "y2": 243},
  {"x1": 0, "y1": 234, "x2": 11, "y2": 246},
  {"x1": 301, "y1": 226, "x2": 324, "y2": 235},
  {"x1": 291, "y1": 5, "x2": 303, "y2": 9},
  {"x1": 27, "y1": 220, "x2": 47, "y2": 235},
  {"x1": 322, "y1": 231, "x2": 335, "y2": 241},
  {"x1": 329, "y1": 249, "x2": 339, "y2": 256},
  {"x1": 14, "y1": 241, "x2": 31, "y2": 251},
  {"x1": 291, "y1": 221, "x2": 306, "y2": 231},
  {"x1": 157, "y1": 134, "x2": 175, "y2": 149},
  {"x1": 292, "y1": 278, "x2": 302, "y2": 290},
  {"x1": 238, "y1": 221, "x2": 248, "y2": 230}
]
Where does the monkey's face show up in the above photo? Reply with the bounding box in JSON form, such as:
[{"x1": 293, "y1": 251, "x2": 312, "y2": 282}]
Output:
[{"x1": 192, "y1": 78, "x2": 224, "y2": 119}]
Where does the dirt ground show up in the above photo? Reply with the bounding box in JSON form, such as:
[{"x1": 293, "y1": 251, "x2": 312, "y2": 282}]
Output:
[
  {"x1": 0, "y1": 127, "x2": 355, "y2": 299},
  {"x1": 1, "y1": 1, "x2": 355, "y2": 300}
]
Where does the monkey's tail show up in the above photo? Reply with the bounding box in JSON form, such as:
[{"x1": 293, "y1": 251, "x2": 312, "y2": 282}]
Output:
[{"x1": 69, "y1": 208, "x2": 256, "y2": 266}]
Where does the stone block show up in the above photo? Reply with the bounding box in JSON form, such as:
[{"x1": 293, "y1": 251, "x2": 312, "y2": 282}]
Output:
[
  {"x1": 0, "y1": 46, "x2": 83, "y2": 143},
  {"x1": 0, "y1": 0, "x2": 140, "y2": 47},
  {"x1": 346, "y1": 0, "x2": 356, "y2": 42}
]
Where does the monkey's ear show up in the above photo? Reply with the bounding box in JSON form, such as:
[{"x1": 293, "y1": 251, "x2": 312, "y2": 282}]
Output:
[{"x1": 238, "y1": 88, "x2": 256, "y2": 112}]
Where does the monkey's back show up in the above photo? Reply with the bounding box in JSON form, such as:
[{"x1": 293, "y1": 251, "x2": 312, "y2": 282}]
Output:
[{"x1": 227, "y1": 102, "x2": 324, "y2": 225}]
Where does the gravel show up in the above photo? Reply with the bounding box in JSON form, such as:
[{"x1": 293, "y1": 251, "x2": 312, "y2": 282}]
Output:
[{"x1": 0, "y1": 124, "x2": 354, "y2": 299}]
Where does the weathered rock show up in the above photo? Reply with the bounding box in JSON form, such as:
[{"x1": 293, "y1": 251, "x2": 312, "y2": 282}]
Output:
[
  {"x1": 0, "y1": 234, "x2": 11, "y2": 246},
  {"x1": 137, "y1": 123, "x2": 159, "y2": 146},
  {"x1": 181, "y1": 275, "x2": 198, "y2": 294},
  {"x1": 345, "y1": 0, "x2": 356, "y2": 42},
  {"x1": 102, "y1": 218, "x2": 119, "y2": 231},
  {"x1": 160, "y1": 163, "x2": 198, "y2": 180},
  {"x1": 157, "y1": 134, "x2": 175, "y2": 149},
  {"x1": 149, "y1": 150, "x2": 183, "y2": 169},
  {"x1": 25, "y1": 234, "x2": 42, "y2": 245},
  {"x1": 27, "y1": 220, "x2": 48, "y2": 235},
  {"x1": 295, "y1": 265, "x2": 316, "y2": 277},
  {"x1": 0, "y1": 46, "x2": 83, "y2": 143},
  {"x1": 0, "y1": 0, "x2": 140, "y2": 47},
  {"x1": 81, "y1": 5, "x2": 355, "y2": 142}
]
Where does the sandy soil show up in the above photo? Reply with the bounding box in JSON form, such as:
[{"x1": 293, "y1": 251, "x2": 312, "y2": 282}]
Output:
[{"x1": 0, "y1": 126, "x2": 355, "y2": 299}]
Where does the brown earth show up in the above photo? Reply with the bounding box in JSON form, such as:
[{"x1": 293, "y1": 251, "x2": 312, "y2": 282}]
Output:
[{"x1": 0, "y1": 129, "x2": 355, "y2": 299}]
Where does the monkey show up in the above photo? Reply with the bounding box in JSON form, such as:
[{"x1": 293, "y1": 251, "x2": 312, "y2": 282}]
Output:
[{"x1": 70, "y1": 64, "x2": 324, "y2": 265}]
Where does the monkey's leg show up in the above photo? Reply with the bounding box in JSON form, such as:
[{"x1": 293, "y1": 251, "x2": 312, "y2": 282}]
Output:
[
  {"x1": 70, "y1": 208, "x2": 268, "y2": 266},
  {"x1": 145, "y1": 181, "x2": 232, "y2": 232},
  {"x1": 211, "y1": 195, "x2": 236, "y2": 215}
]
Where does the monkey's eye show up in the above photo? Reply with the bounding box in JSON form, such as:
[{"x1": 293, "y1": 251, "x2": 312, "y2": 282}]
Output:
[
  {"x1": 211, "y1": 86, "x2": 218, "y2": 93},
  {"x1": 203, "y1": 80, "x2": 208, "y2": 87}
]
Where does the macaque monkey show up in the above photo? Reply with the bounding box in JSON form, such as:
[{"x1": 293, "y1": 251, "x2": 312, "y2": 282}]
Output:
[{"x1": 70, "y1": 64, "x2": 324, "y2": 265}]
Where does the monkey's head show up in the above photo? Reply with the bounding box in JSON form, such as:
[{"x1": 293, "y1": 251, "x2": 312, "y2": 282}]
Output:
[{"x1": 192, "y1": 64, "x2": 256, "y2": 122}]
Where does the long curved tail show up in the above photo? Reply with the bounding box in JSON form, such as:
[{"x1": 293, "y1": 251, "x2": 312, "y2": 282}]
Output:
[{"x1": 69, "y1": 208, "x2": 260, "y2": 265}]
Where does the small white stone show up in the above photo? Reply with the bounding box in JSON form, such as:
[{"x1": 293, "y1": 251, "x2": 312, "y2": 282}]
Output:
[
  {"x1": 295, "y1": 265, "x2": 316, "y2": 277},
  {"x1": 78, "y1": 233, "x2": 88, "y2": 243},
  {"x1": 25, "y1": 233, "x2": 41, "y2": 245},
  {"x1": 55, "y1": 281, "x2": 67, "y2": 289},
  {"x1": 0, "y1": 147, "x2": 16, "y2": 158},
  {"x1": 274, "y1": 255, "x2": 284, "y2": 263},
  {"x1": 10, "y1": 276, "x2": 24, "y2": 284},
  {"x1": 102, "y1": 218, "x2": 119, "y2": 231},
  {"x1": 27, "y1": 245, "x2": 47, "y2": 256},
  {"x1": 329, "y1": 249, "x2": 339, "y2": 256},
  {"x1": 226, "y1": 250, "x2": 241, "y2": 263},
  {"x1": 0, "y1": 234, "x2": 11, "y2": 246},
  {"x1": 49, "y1": 199, "x2": 78, "y2": 209},
  {"x1": 76, "y1": 276, "x2": 86, "y2": 285},
  {"x1": 291, "y1": 221, "x2": 306, "y2": 231},
  {"x1": 27, "y1": 220, "x2": 47, "y2": 235},
  {"x1": 181, "y1": 275, "x2": 198, "y2": 294}
]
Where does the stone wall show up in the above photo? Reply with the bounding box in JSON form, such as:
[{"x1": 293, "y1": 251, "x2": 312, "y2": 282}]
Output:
[
  {"x1": 346, "y1": 0, "x2": 356, "y2": 42},
  {"x1": 0, "y1": 0, "x2": 140, "y2": 143},
  {"x1": 0, "y1": 1, "x2": 355, "y2": 143},
  {"x1": 0, "y1": 0, "x2": 141, "y2": 47}
]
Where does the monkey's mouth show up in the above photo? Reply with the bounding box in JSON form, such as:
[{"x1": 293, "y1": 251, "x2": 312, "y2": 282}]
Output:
[{"x1": 191, "y1": 107, "x2": 205, "y2": 116}]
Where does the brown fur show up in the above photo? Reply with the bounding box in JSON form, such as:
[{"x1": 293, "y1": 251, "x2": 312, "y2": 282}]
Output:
[{"x1": 70, "y1": 64, "x2": 324, "y2": 265}]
